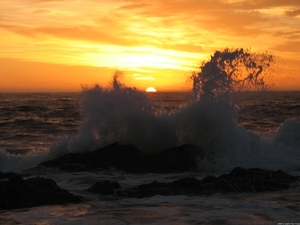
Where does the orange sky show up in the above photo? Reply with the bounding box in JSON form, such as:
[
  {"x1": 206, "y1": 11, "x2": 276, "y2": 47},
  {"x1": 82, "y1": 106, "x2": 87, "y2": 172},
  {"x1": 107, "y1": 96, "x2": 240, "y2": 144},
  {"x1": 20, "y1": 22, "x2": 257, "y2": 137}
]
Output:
[{"x1": 1, "y1": 0, "x2": 300, "y2": 92}]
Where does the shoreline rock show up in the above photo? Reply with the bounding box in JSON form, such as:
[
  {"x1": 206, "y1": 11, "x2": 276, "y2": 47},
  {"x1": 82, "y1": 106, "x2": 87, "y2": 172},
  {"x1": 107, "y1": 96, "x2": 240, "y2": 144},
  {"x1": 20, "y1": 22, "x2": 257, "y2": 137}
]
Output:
[
  {"x1": 86, "y1": 167, "x2": 299, "y2": 198},
  {"x1": 40, "y1": 142, "x2": 202, "y2": 173},
  {"x1": 0, "y1": 172, "x2": 83, "y2": 210},
  {"x1": 1, "y1": 167, "x2": 298, "y2": 210}
]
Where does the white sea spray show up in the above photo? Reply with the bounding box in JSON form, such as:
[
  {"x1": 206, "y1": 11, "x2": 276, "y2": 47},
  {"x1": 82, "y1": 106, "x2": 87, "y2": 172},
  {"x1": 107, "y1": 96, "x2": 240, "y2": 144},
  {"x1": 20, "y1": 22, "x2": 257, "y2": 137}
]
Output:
[{"x1": 1, "y1": 48, "x2": 300, "y2": 172}]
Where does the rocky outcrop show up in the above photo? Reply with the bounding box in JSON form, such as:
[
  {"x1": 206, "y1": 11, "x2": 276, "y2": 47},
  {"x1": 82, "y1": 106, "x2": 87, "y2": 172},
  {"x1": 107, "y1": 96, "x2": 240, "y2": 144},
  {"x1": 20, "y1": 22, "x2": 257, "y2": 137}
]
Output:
[
  {"x1": 40, "y1": 142, "x2": 202, "y2": 173},
  {"x1": 87, "y1": 167, "x2": 299, "y2": 198},
  {"x1": 86, "y1": 180, "x2": 121, "y2": 195},
  {"x1": 1, "y1": 167, "x2": 297, "y2": 210},
  {"x1": 0, "y1": 172, "x2": 83, "y2": 210}
]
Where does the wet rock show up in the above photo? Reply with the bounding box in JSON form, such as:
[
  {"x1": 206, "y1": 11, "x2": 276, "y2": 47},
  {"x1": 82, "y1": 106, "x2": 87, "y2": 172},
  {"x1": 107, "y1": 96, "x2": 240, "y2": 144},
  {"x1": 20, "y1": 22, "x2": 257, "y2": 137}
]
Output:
[
  {"x1": 86, "y1": 180, "x2": 121, "y2": 195},
  {"x1": 102, "y1": 167, "x2": 299, "y2": 198},
  {"x1": 40, "y1": 142, "x2": 201, "y2": 173},
  {"x1": 0, "y1": 172, "x2": 83, "y2": 210},
  {"x1": 147, "y1": 144, "x2": 201, "y2": 173},
  {"x1": 60, "y1": 163, "x2": 88, "y2": 172},
  {"x1": 0, "y1": 171, "x2": 21, "y2": 181}
]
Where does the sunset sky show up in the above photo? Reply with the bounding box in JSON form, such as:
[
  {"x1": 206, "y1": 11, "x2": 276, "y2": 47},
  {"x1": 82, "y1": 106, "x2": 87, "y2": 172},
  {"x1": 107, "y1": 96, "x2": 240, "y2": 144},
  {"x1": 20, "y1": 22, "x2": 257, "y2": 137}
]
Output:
[{"x1": 1, "y1": 0, "x2": 300, "y2": 92}]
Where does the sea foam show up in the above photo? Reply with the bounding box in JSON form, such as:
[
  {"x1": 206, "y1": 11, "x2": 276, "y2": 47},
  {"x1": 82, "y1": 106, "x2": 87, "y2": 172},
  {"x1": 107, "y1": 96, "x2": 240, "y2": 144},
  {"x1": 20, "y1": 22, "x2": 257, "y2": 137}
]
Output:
[
  {"x1": 50, "y1": 48, "x2": 300, "y2": 172},
  {"x1": 1, "y1": 48, "x2": 300, "y2": 172}
]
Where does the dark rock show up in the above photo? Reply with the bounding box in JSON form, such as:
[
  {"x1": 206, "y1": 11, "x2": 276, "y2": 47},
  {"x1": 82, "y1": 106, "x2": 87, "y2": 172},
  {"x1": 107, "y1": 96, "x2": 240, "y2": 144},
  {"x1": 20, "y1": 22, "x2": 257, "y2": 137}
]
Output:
[
  {"x1": 40, "y1": 142, "x2": 202, "y2": 173},
  {"x1": 0, "y1": 172, "x2": 83, "y2": 210},
  {"x1": 60, "y1": 163, "x2": 88, "y2": 172},
  {"x1": 146, "y1": 144, "x2": 200, "y2": 173},
  {"x1": 86, "y1": 180, "x2": 121, "y2": 195},
  {"x1": 0, "y1": 171, "x2": 22, "y2": 181},
  {"x1": 100, "y1": 167, "x2": 299, "y2": 198}
]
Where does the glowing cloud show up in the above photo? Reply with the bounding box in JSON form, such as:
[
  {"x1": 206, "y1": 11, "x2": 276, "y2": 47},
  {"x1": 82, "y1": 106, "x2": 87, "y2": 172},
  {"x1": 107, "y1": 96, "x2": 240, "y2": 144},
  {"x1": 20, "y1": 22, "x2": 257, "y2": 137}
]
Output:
[{"x1": 0, "y1": 0, "x2": 300, "y2": 91}]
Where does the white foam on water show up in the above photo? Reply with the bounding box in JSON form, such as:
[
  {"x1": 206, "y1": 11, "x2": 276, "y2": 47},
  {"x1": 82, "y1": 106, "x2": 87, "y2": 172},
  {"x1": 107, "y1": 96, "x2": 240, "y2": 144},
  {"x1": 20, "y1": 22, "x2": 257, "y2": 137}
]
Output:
[
  {"x1": 1, "y1": 48, "x2": 300, "y2": 173},
  {"x1": 55, "y1": 48, "x2": 299, "y2": 172}
]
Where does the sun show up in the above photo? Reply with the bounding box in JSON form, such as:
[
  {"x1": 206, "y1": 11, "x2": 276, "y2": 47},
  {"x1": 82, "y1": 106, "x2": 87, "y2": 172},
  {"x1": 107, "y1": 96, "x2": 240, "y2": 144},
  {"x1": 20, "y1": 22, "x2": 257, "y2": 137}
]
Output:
[{"x1": 146, "y1": 87, "x2": 157, "y2": 92}]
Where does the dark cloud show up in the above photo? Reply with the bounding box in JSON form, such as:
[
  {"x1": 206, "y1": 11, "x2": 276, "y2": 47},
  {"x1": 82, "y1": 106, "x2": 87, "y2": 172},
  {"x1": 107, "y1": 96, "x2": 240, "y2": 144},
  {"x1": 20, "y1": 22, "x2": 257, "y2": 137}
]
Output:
[
  {"x1": 286, "y1": 9, "x2": 300, "y2": 17},
  {"x1": 203, "y1": 10, "x2": 268, "y2": 36},
  {"x1": 120, "y1": 0, "x2": 271, "y2": 37},
  {"x1": 234, "y1": 0, "x2": 300, "y2": 10},
  {"x1": 120, "y1": 3, "x2": 150, "y2": 10},
  {"x1": 159, "y1": 43, "x2": 204, "y2": 53},
  {"x1": 31, "y1": 0, "x2": 69, "y2": 2},
  {"x1": 273, "y1": 40, "x2": 300, "y2": 52},
  {"x1": 135, "y1": 0, "x2": 233, "y2": 16},
  {"x1": 0, "y1": 23, "x2": 37, "y2": 38},
  {"x1": 0, "y1": 23, "x2": 140, "y2": 46},
  {"x1": 32, "y1": 9, "x2": 52, "y2": 15},
  {"x1": 1, "y1": 0, "x2": 300, "y2": 56},
  {"x1": 274, "y1": 30, "x2": 300, "y2": 39}
]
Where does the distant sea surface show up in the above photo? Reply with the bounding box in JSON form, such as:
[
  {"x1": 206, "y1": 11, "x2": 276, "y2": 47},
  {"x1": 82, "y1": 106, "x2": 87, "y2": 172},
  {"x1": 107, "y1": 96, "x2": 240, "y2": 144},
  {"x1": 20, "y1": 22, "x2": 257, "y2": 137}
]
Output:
[
  {"x1": 0, "y1": 91, "x2": 299, "y2": 154},
  {"x1": 1, "y1": 91, "x2": 300, "y2": 224}
]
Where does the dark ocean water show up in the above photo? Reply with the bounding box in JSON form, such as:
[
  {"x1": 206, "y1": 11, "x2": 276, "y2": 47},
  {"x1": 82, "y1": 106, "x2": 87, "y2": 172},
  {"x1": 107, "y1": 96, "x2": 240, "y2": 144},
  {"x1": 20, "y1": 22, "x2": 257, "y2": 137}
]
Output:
[
  {"x1": 0, "y1": 91, "x2": 299, "y2": 155},
  {"x1": 0, "y1": 91, "x2": 300, "y2": 224},
  {"x1": 2, "y1": 49, "x2": 300, "y2": 224},
  {"x1": 0, "y1": 93, "x2": 81, "y2": 154}
]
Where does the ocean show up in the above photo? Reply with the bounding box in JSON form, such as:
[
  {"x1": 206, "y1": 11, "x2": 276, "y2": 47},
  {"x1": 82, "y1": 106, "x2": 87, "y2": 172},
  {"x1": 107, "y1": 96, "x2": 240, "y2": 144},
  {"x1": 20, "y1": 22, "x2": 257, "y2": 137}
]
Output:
[
  {"x1": 0, "y1": 89, "x2": 300, "y2": 224},
  {"x1": 1, "y1": 91, "x2": 299, "y2": 157},
  {"x1": 1, "y1": 49, "x2": 300, "y2": 224}
]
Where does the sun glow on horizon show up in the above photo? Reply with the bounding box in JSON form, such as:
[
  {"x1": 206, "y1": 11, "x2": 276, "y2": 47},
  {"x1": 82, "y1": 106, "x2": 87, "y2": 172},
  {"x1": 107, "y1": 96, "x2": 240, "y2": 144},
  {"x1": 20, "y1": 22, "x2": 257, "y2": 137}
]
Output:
[
  {"x1": 0, "y1": 0, "x2": 300, "y2": 91},
  {"x1": 146, "y1": 87, "x2": 157, "y2": 92},
  {"x1": 83, "y1": 46, "x2": 202, "y2": 71}
]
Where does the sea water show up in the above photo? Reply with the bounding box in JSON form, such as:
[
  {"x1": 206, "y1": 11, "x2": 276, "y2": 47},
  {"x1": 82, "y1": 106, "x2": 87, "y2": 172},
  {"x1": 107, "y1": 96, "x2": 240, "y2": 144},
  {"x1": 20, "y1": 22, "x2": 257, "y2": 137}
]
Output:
[
  {"x1": 1, "y1": 48, "x2": 300, "y2": 224},
  {"x1": 0, "y1": 91, "x2": 299, "y2": 153},
  {"x1": 0, "y1": 91, "x2": 299, "y2": 224}
]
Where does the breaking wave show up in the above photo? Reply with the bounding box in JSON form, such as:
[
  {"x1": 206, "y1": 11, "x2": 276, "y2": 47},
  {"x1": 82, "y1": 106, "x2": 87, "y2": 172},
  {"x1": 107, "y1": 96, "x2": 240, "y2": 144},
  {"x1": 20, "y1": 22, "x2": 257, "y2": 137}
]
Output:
[{"x1": 1, "y1": 48, "x2": 300, "y2": 172}]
